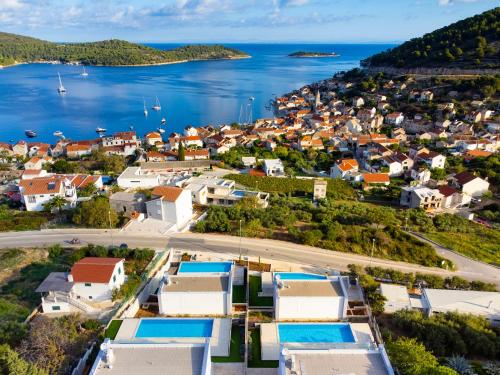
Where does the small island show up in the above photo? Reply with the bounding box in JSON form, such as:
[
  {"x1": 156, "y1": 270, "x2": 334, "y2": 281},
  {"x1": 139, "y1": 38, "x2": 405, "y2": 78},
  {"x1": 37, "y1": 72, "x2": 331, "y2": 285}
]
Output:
[
  {"x1": 0, "y1": 32, "x2": 250, "y2": 67},
  {"x1": 289, "y1": 51, "x2": 339, "y2": 58}
]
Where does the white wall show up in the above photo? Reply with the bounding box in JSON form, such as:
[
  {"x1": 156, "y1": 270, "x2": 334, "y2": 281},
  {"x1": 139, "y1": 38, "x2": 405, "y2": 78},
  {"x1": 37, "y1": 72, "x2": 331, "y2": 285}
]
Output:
[
  {"x1": 463, "y1": 179, "x2": 489, "y2": 197},
  {"x1": 275, "y1": 296, "x2": 346, "y2": 320},
  {"x1": 159, "y1": 292, "x2": 228, "y2": 315},
  {"x1": 72, "y1": 262, "x2": 125, "y2": 302},
  {"x1": 41, "y1": 300, "x2": 71, "y2": 313}
]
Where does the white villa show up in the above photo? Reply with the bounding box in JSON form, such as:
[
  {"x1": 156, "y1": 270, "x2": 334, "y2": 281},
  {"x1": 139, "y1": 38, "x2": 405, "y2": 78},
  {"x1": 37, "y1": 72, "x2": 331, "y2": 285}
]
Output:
[
  {"x1": 146, "y1": 186, "x2": 193, "y2": 229},
  {"x1": 264, "y1": 159, "x2": 285, "y2": 176},
  {"x1": 19, "y1": 176, "x2": 78, "y2": 212},
  {"x1": 36, "y1": 257, "x2": 125, "y2": 315}
]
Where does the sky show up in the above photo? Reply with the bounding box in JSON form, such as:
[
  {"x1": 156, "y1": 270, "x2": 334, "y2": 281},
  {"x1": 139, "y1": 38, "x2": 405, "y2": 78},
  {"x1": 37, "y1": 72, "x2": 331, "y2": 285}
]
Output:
[{"x1": 0, "y1": 0, "x2": 497, "y2": 43}]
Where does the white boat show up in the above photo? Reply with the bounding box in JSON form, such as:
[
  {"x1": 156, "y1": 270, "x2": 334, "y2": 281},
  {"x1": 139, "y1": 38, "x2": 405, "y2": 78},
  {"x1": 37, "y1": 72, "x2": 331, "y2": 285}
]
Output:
[
  {"x1": 161, "y1": 118, "x2": 166, "y2": 124},
  {"x1": 81, "y1": 66, "x2": 88, "y2": 77},
  {"x1": 25, "y1": 130, "x2": 37, "y2": 138},
  {"x1": 152, "y1": 96, "x2": 161, "y2": 111},
  {"x1": 53, "y1": 131, "x2": 63, "y2": 137},
  {"x1": 157, "y1": 128, "x2": 166, "y2": 134},
  {"x1": 143, "y1": 98, "x2": 148, "y2": 116},
  {"x1": 57, "y1": 73, "x2": 66, "y2": 93},
  {"x1": 95, "y1": 127, "x2": 106, "y2": 133}
]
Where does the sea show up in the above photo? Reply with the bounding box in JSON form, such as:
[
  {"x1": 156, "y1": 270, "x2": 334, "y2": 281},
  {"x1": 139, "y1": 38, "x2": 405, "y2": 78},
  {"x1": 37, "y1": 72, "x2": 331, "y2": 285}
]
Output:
[{"x1": 0, "y1": 44, "x2": 394, "y2": 143}]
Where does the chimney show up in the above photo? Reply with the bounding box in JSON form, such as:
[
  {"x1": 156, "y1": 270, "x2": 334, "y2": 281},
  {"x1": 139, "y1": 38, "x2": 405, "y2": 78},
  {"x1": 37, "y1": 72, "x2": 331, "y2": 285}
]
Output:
[
  {"x1": 67, "y1": 274, "x2": 73, "y2": 282},
  {"x1": 276, "y1": 275, "x2": 284, "y2": 289}
]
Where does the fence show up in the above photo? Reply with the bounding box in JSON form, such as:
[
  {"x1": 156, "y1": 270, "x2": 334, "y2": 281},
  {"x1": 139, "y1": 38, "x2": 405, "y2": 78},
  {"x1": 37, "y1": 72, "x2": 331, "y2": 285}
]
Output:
[{"x1": 71, "y1": 342, "x2": 96, "y2": 375}]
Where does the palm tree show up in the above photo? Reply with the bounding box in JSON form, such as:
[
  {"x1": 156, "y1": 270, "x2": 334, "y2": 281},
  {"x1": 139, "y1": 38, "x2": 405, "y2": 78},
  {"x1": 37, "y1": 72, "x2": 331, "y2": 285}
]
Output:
[{"x1": 43, "y1": 196, "x2": 68, "y2": 214}]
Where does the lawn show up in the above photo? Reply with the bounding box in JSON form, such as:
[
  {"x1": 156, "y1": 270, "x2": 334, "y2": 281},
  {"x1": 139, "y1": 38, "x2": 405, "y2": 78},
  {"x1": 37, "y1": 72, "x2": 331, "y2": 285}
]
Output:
[
  {"x1": 104, "y1": 320, "x2": 123, "y2": 340},
  {"x1": 232, "y1": 285, "x2": 246, "y2": 303},
  {"x1": 248, "y1": 328, "x2": 279, "y2": 368},
  {"x1": 249, "y1": 276, "x2": 273, "y2": 307},
  {"x1": 425, "y1": 228, "x2": 500, "y2": 266},
  {"x1": 212, "y1": 326, "x2": 244, "y2": 363}
]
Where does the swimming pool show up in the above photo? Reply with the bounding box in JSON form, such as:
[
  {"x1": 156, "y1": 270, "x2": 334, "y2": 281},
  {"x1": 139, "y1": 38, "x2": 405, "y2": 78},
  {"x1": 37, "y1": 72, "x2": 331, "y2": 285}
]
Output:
[
  {"x1": 178, "y1": 262, "x2": 232, "y2": 273},
  {"x1": 274, "y1": 272, "x2": 327, "y2": 280},
  {"x1": 135, "y1": 319, "x2": 214, "y2": 338},
  {"x1": 278, "y1": 323, "x2": 355, "y2": 343}
]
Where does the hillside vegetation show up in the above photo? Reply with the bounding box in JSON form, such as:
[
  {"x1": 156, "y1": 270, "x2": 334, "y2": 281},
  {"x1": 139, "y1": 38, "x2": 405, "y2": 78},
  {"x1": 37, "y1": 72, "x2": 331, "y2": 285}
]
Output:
[
  {"x1": 362, "y1": 7, "x2": 499, "y2": 69},
  {"x1": 0, "y1": 32, "x2": 248, "y2": 66}
]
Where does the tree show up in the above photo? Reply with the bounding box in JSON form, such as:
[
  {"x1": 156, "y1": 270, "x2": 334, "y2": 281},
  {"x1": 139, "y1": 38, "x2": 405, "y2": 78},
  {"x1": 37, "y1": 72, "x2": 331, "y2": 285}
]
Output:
[
  {"x1": 178, "y1": 141, "x2": 186, "y2": 161},
  {"x1": 78, "y1": 183, "x2": 98, "y2": 197},
  {"x1": 0, "y1": 344, "x2": 47, "y2": 375},
  {"x1": 43, "y1": 196, "x2": 67, "y2": 213},
  {"x1": 431, "y1": 168, "x2": 446, "y2": 181},
  {"x1": 72, "y1": 196, "x2": 118, "y2": 228}
]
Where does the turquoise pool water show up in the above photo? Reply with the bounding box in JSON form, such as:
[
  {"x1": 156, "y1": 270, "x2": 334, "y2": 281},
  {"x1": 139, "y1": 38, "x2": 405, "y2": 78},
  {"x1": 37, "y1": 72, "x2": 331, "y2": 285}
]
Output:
[
  {"x1": 278, "y1": 323, "x2": 355, "y2": 343},
  {"x1": 178, "y1": 262, "x2": 232, "y2": 273},
  {"x1": 135, "y1": 319, "x2": 213, "y2": 338},
  {"x1": 275, "y1": 272, "x2": 327, "y2": 280}
]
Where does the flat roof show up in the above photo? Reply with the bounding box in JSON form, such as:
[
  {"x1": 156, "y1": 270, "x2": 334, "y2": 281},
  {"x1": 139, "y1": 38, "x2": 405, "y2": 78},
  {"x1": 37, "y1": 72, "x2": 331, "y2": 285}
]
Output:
[
  {"x1": 284, "y1": 352, "x2": 390, "y2": 375},
  {"x1": 36, "y1": 272, "x2": 73, "y2": 293},
  {"x1": 162, "y1": 276, "x2": 229, "y2": 293},
  {"x1": 278, "y1": 280, "x2": 343, "y2": 297},
  {"x1": 379, "y1": 284, "x2": 411, "y2": 304},
  {"x1": 424, "y1": 288, "x2": 500, "y2": 318},
  {"x1": 92, "y1": 344, "x2": 206, "y2": 375}
]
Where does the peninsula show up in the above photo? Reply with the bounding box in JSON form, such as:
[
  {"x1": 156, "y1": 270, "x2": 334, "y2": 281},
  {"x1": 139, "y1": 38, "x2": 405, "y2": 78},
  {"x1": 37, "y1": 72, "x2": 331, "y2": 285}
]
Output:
[
  {"x1": 289, "y1": 51, "x2": 339, "y2": 58},
  {"x1": 0, "y1": 32, "x2": 250, "y2": 67}
]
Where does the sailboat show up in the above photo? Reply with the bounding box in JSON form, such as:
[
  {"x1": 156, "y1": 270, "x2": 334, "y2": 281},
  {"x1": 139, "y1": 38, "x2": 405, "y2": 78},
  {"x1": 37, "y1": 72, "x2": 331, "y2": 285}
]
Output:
[
  {"x1": 57, "y1": 73, "x2": 66, "y2": 93},
  {"x1": 81, "y1": 66, "x2": 88, "y2": 77},
  {"x1": 152, "y1": 96, "x2": 161, "y2": 111},
  {"x1": 143, "y1": 99, "x2": 148, "y2": 117}
]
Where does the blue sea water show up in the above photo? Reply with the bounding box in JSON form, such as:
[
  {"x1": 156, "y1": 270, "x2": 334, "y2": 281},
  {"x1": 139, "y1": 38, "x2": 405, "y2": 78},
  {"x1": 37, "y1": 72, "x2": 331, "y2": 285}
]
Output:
[
  {"x1": 178, "y1": 261, "x2": 232, "y2": 273},
  {"x1": 135, "y1": 318, "x2": 214, "y2": 338},
  {"x1": 278, "y1": 323, "x2": 355, "y2": 343},
  {"x1": 0, "y1": 44, "x2": 394, "y2": 143}
]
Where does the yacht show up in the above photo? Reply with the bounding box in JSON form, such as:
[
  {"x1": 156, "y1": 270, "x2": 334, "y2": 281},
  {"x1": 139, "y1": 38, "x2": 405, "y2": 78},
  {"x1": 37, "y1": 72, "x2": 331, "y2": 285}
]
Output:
[
  {"x1": 157, "y1": 127, "x2": 166, "y2": 134},
  {"x1": 161, "y1": 118, "x2": 166, "y2": 124},
  {"x1": 25, "y1": 130, "x2": 37, "y2": 138},
  {"x1": 57, "y1": 73, "x2": 66, "y2": 93},
  {"x1": 95, "y1": 127, "x2": 106, "y2": 133},
  {"x1": 53, "y1": 131, "x2": 63, "y2": 137},
  {"x1": 152, "y1": 96, "x2": 161, "y2": 111},
  {"x1": 143, "y1": 99, "x2": 148, "y2": 117},
  {"x1": 81, "y1": 66, "x2": 88, "y2": 77}
]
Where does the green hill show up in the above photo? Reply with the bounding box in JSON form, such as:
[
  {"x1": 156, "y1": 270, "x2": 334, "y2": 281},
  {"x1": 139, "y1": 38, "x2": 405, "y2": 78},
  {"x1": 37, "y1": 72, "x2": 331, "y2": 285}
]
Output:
[
  {"x1": 362, "y1": 7, "x2": 499, "y2": 70},
  {"x1": 0, "y1": 32, "x2": 249, "y2": 66}
]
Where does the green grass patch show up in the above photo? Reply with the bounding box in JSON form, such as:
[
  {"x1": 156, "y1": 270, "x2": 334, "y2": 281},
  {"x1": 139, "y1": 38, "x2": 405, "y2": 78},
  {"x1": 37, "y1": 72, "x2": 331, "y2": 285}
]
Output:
[
  {"x1": 249, "y1": 276, "x2": 273, "y2": 307},
  {"x1": 232, "y1": 285, "x2": 246, "y2": 303},
  {"x1": 248, "y1": 328, "x2": 279, "y2": 368},
  {"x1": 105, "y1": 320, "x2": 123, "y2": 339},
  {"x1": 212, "y1": 326, "x2": 244, "y2": 363}
]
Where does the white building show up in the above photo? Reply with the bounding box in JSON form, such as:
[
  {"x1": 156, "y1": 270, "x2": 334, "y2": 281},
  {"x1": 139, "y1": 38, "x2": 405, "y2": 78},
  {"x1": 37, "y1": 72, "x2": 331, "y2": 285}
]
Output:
[
  {"x1": 330, "y1": 159, "x2": 359, "y2": 180},
  {"x1": 385, "y1": 112, "x2": 404, "y2": 126},
  {"x1": 400, "y1": 186, "x2": 443, "y2": 210},
  {"x1": 19, "y1": 176, "x2": 77, "y2": 212},
  {"x1": 146, "y1": 186, "x2": 193, "y2": 229},
  {"x1": 264, "y1": 159, "x2": 285, "y2": 176},
  {"x1": 416, "y1": 151, "x2": 446, "y2": 170},
  {"x1": 379, "y1": 284, "x2": 413, "y2": 313},
  {"x1": 452, "y1": 171, "x2": 490, "y2": 198},
  {"x1": 36, "y1": 257, "x2": 125, "y2": 314},
  {"x1": 273, "y1": 273, "x2": 349, "y2": 321},
  {"x1": 117, "y1": 166, "x2": 161, "y2": 189},
  {"x1": 158, "y1": 261, "x2": 234, "y2": 316}
]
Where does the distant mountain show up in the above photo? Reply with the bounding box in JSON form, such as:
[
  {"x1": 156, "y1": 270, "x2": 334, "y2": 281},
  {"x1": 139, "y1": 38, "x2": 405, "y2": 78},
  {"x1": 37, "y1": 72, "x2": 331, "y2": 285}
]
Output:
[
  {"x1": 0, "y1": 32, "x2": 249, "y2": 66},
  {"x1": 362, "y1": 7, "x2": 499, "y2": 70}
]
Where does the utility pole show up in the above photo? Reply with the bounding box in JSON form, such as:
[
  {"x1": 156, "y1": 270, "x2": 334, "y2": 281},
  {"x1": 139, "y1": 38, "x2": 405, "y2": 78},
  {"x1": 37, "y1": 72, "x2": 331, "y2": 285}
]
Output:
[
  {"x1": 108, "y1": 210, "x2": 114, "y2": 248},
  {"x1": 239, "y1": 219, "x2": 242, "y2": 262}
]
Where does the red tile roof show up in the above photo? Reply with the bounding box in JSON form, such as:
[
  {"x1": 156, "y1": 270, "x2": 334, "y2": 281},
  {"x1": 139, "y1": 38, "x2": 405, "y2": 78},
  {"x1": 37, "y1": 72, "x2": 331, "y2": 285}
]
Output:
[
  {"x1": 151, "y1": 186, "x2": 184, "y2": 202},
  {"x1": 363, "y1": 173, "x2": 390, "y2": 184},
  {"x1": 70, "y1": 257, "x2": 123, "y2": 283}
]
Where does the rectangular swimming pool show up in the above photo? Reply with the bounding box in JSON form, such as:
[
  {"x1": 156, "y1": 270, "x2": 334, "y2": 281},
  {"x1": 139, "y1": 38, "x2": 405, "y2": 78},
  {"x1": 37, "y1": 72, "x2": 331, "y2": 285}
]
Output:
[
  {"x1": 178, "y1": 261, "x2": 232, "y2": 273},
  {"x1": 275, "y1": 272, "x2": 327, "y2": 280},
  {"x1": 278, "y1": 323, "x2": 355, "y2": 343},
  {"x1": 135, "y1": 319, "x2": 214, "y2": 338}
]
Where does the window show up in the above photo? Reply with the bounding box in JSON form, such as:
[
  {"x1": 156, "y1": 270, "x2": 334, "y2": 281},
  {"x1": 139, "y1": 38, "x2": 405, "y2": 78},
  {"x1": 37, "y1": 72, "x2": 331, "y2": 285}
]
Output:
[
  {"x1": 88, "y1": 296, "x2": 93, "y2": 300},
  {"x1": 85, "y1": 282, "x2": 91, "y2": 287},
  {"x1": 118, "y1": 267, "x2": 121, "y2": 275},
  {"x1": 113, "y1": 275, "x2": 116, "y2": 282},
  {"x1": 52, "y1": 306, "x2": 61, "y2": 311},
  {"x1": 28, "y1": 196, "x2": 36, "y2": 203}
]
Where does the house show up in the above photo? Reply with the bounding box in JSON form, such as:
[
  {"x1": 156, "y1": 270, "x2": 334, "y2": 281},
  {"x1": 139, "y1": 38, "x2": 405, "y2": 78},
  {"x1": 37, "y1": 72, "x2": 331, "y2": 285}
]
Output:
[
  {"x1": 158, "y1": 261, "x2": 234, "y2": 316},
  {"x1": 69, "y1": 174, "x2": 104, "y2": 191},
  {"x1": 273, "y1": 273, "x2": 349, "y2": 321},
  {"x1": 379, "y1": 284, "x2": 412, "y2": 313},
  {"x1": 21, "y1": 169, "x2": 48, "y2": 180},
  {"x1": 313, "y1": 179, "x2": 327, "y2": 200},
  {"x1": 24, "y1": 156, "x2": 52, "y2": 170},
  {"x1": 391, "y1": 127, "x2": 407, "y2": 142},
  {"x1": 346, "y1": 118, "x2": 362, "y2": 134},
  {"x1": 102, "y1": 131, "x2": 140, "y2": 147},
  {"x1": 182, "y1": 176, "x2": 269, "y2": 208},
  {"x1": 19, "y1": 176, "x2": 77, "y2": 211},
  {"x1": 330, "y1": 159, "x2": 359, "y2": 179},
  {"x1": 66, "y1": 144, "x2": 92, "y2": 158},
  {"x1": 437, "y1": 185, "x2": 470, "y2": 209},
  {"x1": 362, "y1": 173, "x2": 390, "y2": 190},
  {"x1": 416, "y1": 151, "x2": 446, "y2": 169},
  {"x1": 242, "y1": 156, "x2": 257, "y2": 168},
  {"x1": 145, "y1": 132, "x2": 163, "y2": 146},
  {"x1": 36, "y1": 257, "x2": 125, "y2": 314},
  {"x1": 451, "y1": 171, "x2": 490, "y2": 198},
  {"x1": 400, "y1": 186, "x2": 443, "y2": 210},
  {"x1": 352, "y1": 97, "x2": 365, "y2": 107},
  {"x1": 184, "y1": 125, "x2": 198, "y2": 137},
  {"x1": 410, "y1": 167, "x2": 431, "y2": 184},
  {"x1": 110, "y1": 192, "x2": 147, "y2": 217},
  {"x1": 381, "y1": 157, "x2": 403, "y2": 177},
  {"x1": 385, "y1": 112, "x2": 405, "y2": 126},
  {"x1": 12, "y1": 140, "x2": 28, "y2": 157},
  {"x1": 264, "y1": 159, "x2": 285, "y2": 176},
  {"x1": 146, "y1": 186, "x2": 193, "y2": 229},
  {"x1": 117, "y1": 167, "x2": 161, "y2": 189}
]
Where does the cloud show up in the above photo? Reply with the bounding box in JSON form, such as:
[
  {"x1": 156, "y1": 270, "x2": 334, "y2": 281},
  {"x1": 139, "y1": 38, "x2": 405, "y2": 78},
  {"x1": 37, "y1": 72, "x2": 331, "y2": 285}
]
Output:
[{"x1": 438, "y1": 0, "x2": 482, "y2": 5}]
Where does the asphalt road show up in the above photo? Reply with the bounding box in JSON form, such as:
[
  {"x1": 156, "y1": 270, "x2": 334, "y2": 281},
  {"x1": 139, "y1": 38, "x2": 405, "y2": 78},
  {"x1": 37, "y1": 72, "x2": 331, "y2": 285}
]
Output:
[{"x1": 0, "y1": 229, "x2": 498, "y2": 287}]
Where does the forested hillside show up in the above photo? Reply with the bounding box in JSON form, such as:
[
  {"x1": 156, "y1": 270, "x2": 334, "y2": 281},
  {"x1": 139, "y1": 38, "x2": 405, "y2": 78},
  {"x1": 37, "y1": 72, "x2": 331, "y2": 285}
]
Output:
[
  {"x1": 0, "y1": 32, "x2": 248, "y2": 66},
  {"x1": 362, "y1": 7, "x2": 499, "y2": 69}
]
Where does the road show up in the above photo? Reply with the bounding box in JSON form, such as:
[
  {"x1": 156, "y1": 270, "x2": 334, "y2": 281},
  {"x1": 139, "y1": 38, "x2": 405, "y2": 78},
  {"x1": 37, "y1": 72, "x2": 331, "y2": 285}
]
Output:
[{"x1": 0, "y1": 229, "x2": 498, "y2": 287}]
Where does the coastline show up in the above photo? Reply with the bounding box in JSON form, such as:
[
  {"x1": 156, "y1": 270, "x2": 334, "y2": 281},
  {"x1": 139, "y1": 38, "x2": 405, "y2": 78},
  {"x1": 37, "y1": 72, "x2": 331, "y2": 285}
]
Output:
[{"x1": 0, "y1": 55, "x2": 251, "y2": 69}]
